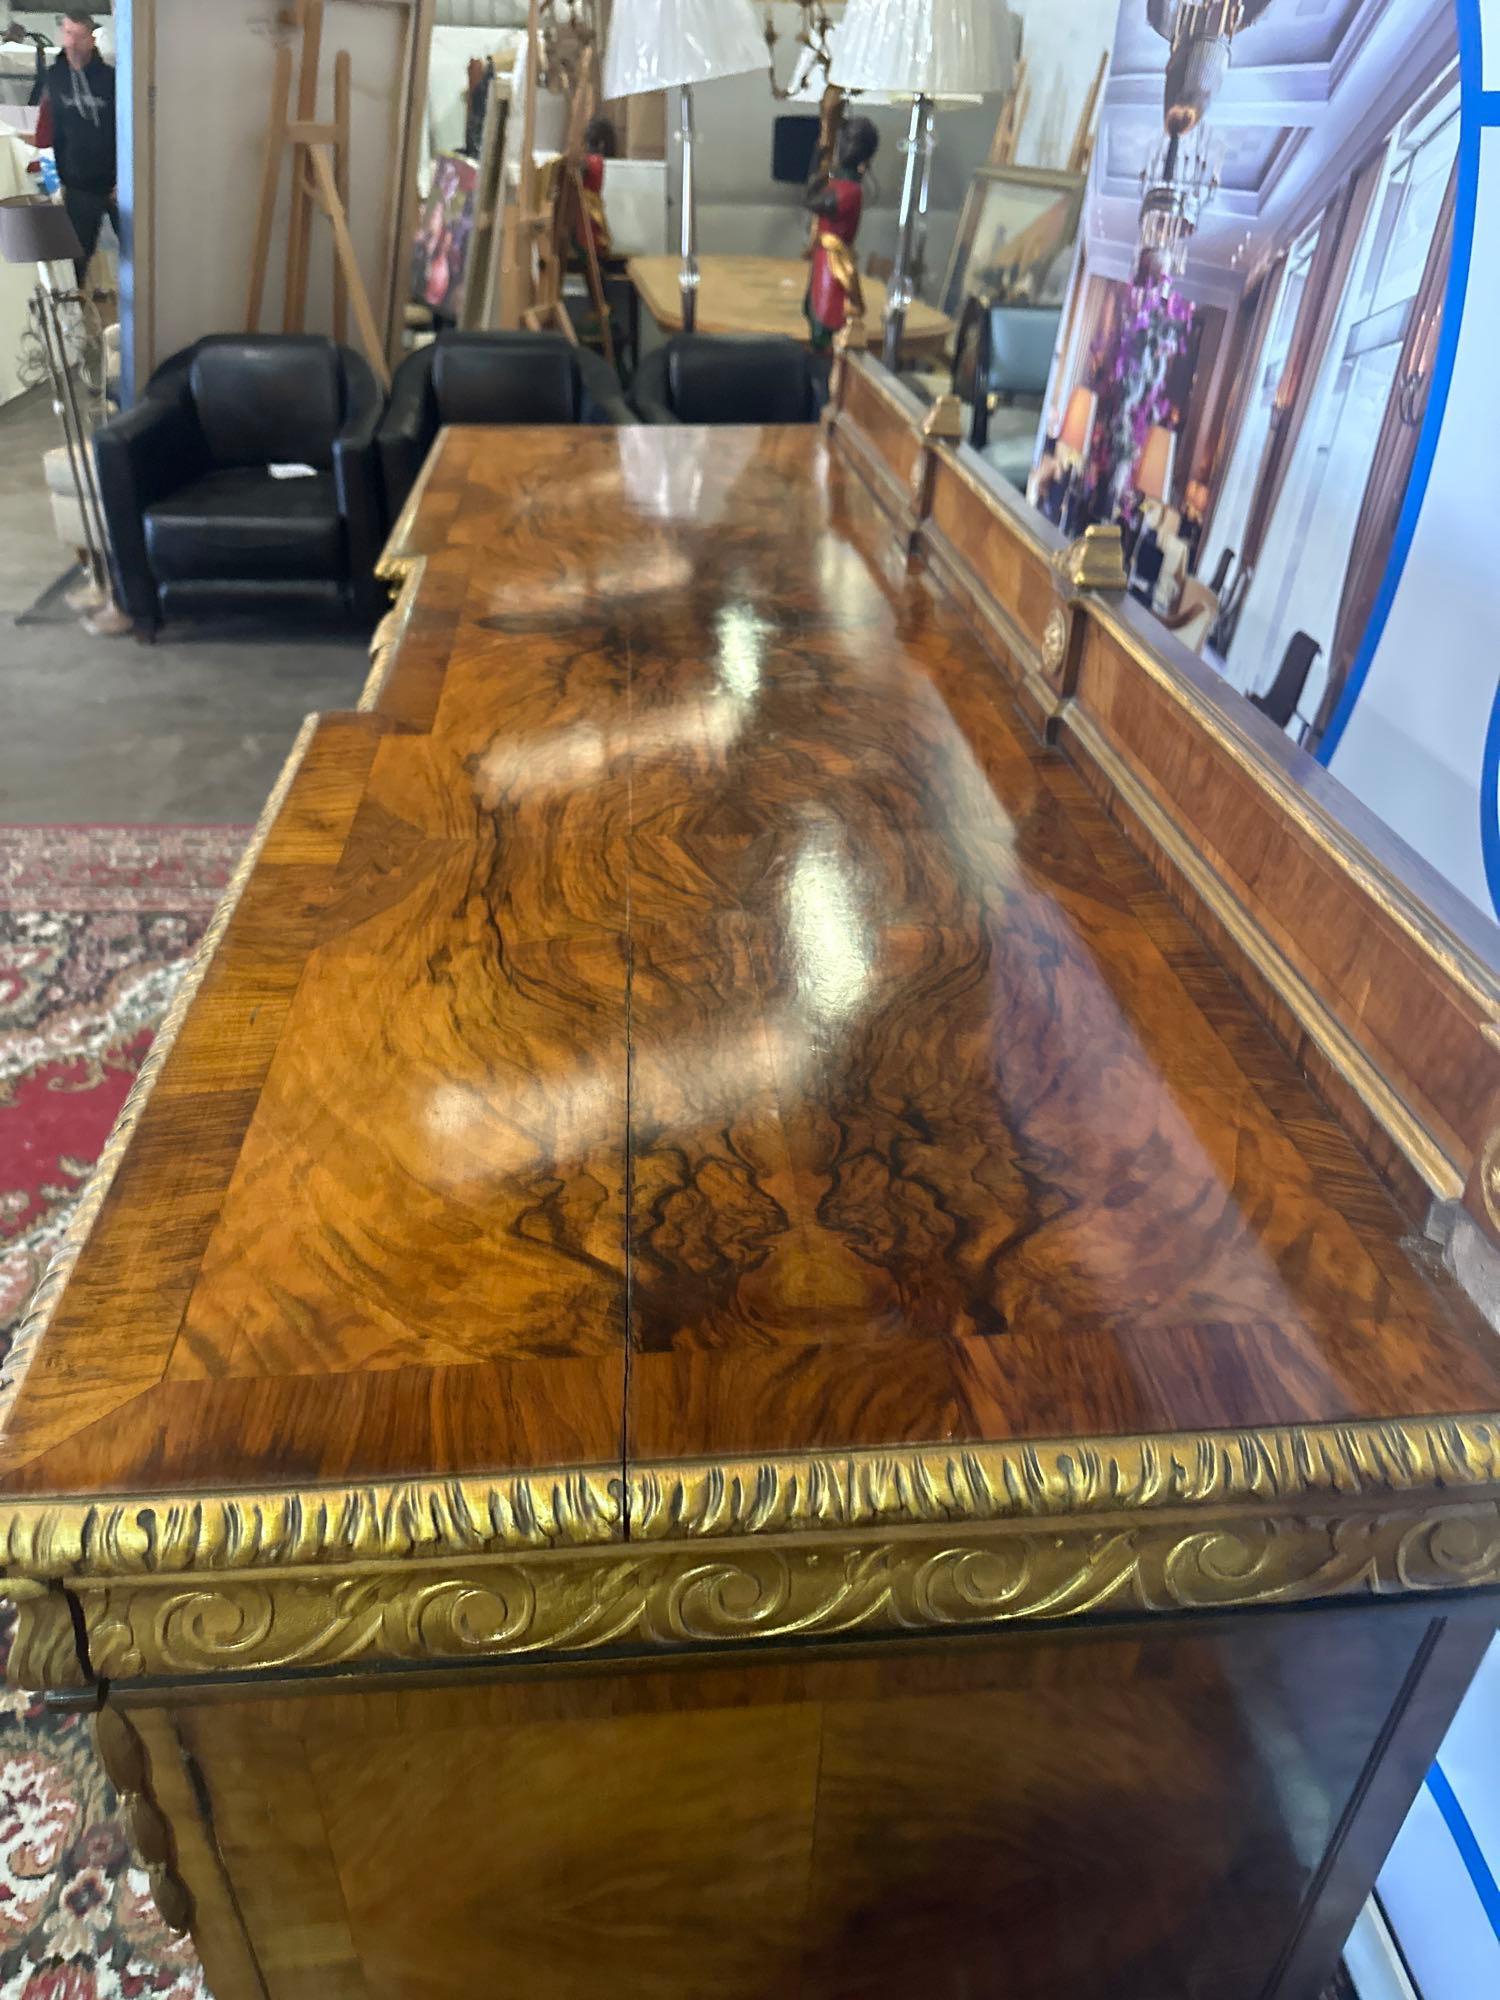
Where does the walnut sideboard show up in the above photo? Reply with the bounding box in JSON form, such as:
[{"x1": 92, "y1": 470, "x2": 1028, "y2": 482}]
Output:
[{"x1": 2, "y1": 388, "x2": 1498, "y2": 2000}]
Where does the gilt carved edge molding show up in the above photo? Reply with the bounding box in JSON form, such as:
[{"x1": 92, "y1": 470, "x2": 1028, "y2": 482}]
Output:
[
  {"x1": 358, "y1": 550, "x2": 427, "y2": 712},
  {"x1": 2, "y1": 1416, "x2": 1499, "y2": 1593},
  {"x1": 59, "y1": 1501, "x2": 1500, "y2": 1681}
]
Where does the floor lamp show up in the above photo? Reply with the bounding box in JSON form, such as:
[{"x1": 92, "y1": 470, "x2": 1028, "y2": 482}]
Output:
[
  {"x1": 0, "y1": 196, "x2": 126, "y2": 634},
  {"x1": 831, "y1": 0, "x2": 1014, "y2": 370},
  {"x1": 602, "y1": 0, "x2": 766, "y2": 332}
]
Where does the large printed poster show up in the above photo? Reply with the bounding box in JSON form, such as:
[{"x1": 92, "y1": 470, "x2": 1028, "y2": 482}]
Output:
[{"x1": 1026, "y1": 0, "x2": 1499, "y2": 919}]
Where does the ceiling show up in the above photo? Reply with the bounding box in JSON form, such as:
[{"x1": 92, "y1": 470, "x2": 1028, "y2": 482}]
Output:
[
  {"x1": 1110, "y1": 0, "x2": 1365, "y2": 75},
  {"x1": 1088, "y1": 0, "x2": 1458, "y2": 299}
]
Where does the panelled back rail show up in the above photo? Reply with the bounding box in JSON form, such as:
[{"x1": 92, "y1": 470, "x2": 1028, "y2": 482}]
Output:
[{"x1": 828, "y1": 355, "x2": 1500, "y2": 1263}]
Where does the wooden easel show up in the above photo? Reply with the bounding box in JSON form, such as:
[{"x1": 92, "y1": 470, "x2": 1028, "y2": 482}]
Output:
[
  {"x1": 502, "y1": 2, "x2": 614, "y2": 363},
  {"x1": 987, "y1": 54, "x2": 1031, "y2": 167},
  {"x1": 986, "y1": 44, "x2": 1105, "y2": 177},
  {"x1": 246, "y1": 0, "x2": 392, "y2": 389},
  {"x1": 460, "y1": 71, "x2": 512, "y2": 331},
  {"x1": 1067, "y1": 52, "x2": 1109, "y2": 175}
]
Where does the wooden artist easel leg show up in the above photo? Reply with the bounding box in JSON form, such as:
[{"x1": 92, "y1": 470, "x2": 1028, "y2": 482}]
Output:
[
  {"x1": 568, "y1": 162, "x2": 614, "y2": 368},
  {"x1": 308, "y1": 145, "x2": 391, "y2": 387},
  {"x1": 247, "y1": 43, "x2": 293, "y2": 330},
  {"x1": 244, "y1": 6, "x2": 389, "y2": 385},
  {"x1": 1068, "y1": 52, "x2": 1107, "y2": 176},
  {"x1": 333, "y1": 49, "x2": 351, "y2": 344},
  {"x1": 284, "y1": 0, "x2": 324, "y2": 332}
]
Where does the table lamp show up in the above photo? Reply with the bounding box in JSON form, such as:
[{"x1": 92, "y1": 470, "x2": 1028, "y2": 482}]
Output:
[
  {"x1": 1055, "y1": 383, "x2": 1097, "y2": 532},
  {"x1": 602, "y1": 0, "x2": 766, "y2": 332},
  {"x1": 1134, "y1": 422, "x2": 1176, "y2": 508},
  {"x1": 1058, "y1": 385, "x2": 1097, "y2": 466},
  {"x1": 831, "y1": 0, "x2": 1013, "y2": 369},
  {"x1": 0, "y1": 196, "x2": 123, "y2": 632}
]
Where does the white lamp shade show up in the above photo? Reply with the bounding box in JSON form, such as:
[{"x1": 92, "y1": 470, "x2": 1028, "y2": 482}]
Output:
[
  {"x1": 603, "y1": 0, "x2": 768, "y2": 98},
  {"x1": 829, "y1": 0, "x2": 1014, "y2": 99}
]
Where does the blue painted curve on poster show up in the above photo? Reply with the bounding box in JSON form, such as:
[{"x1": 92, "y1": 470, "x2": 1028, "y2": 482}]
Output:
[{"x1": 1315, "y1": 0, "x2": 1484, "y2": 791}]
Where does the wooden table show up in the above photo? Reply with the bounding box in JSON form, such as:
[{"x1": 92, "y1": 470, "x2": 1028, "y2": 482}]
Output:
[
  {"x1": 3, "y1": 411, "x2": 1498, "y2": 2000},
  {"x1": 628, "y1": 250, "x2": 953, "y2": 354}
]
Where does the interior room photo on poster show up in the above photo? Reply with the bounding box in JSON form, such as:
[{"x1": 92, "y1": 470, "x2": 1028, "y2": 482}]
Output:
[{"x1": 1030, "y1": 0, "x2": 1458, "y2": 764}]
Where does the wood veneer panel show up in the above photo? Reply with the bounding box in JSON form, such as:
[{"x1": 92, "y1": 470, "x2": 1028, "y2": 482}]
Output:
[
  {"x1": 6, "y1": 426, "x2": 1499, "y2": 1507},
  {"x1": 925, "y1": 449, "x2": 1059, "y2": 659},
  {"x1": 145, "y1": 1600, "x2": 1469, "y2": 2000},
  {"x1": 1069, "y1": 613, "x2": 1500, "y2": 1191},
  {"x1": 830, "y1": 359, "x2": 924, "y2": 530}
]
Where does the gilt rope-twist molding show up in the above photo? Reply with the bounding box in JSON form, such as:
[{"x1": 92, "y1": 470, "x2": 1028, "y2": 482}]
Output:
[{"x1": 3, "y1": 1417, "x2": 1500, "y2": 1591}]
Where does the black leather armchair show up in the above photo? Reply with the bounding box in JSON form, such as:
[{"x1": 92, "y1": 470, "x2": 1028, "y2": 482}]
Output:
[
  {"x1": 95, "y1": 335, "x2": 385, "y2": 631},
  {"x1": 630, "y1": 334, "x2": 823, "y2": 425},
  {"x1": 377, "y1": 332, "x2": 634, "y2": 522}
]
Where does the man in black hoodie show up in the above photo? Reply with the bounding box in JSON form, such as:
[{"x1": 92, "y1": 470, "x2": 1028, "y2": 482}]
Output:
[{"x1": 45, "y1": 10, "x2": 117, "y2": 286}]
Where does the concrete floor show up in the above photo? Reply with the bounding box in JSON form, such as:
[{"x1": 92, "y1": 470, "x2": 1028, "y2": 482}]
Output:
[{"x1": 1, "y1": 389, "x2": 369, "y2": 824}]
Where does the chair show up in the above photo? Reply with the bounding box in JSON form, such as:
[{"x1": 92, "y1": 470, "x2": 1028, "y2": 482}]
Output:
[
  {"x1": 1153, "y1": 509, "x2": 1190, "y2": 616},
  {"x1": 1250, "y1": 631, "x2": 1322, "y2": 742},
  {"x1": 95, "y1": 335, "x2": 384, "y2": 632},
  {"x1": 377, "y1": 331, "x2": 634, "y2": 523},
  {"x1": 1158, "y1": 579, "x2": 1219, "y2": 655},
  {"x1": 1210, "y1": 560, "x2": 1251, "y2": 654},
  {"x1": 1129, "y1": 529, "x2": 1164, "y2": 607},
  {"x1": 953, "y1": 298, "x2": 1061, "y2": 458},
  {"x1": 630, "y1": 334, "x2": 822, "y2": 425}
]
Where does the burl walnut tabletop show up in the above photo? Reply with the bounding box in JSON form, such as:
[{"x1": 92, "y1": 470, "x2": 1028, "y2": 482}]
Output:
[
  {"x1": 3, "y1": 424, "x2": 1498, "y2": 1684},
  {"x1": 627, "y1": 253, "x2": 953, "y2": 354}
]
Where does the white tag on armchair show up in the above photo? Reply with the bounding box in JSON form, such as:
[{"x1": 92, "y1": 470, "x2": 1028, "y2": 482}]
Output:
[{"x1": 268, "y1": 463, "x2": 317, "y2": 479}]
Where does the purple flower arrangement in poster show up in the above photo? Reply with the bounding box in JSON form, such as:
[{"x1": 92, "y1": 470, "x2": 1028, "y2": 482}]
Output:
[{"x1": 1088, "y1": 274, "x2": 1194, "y2": 520}]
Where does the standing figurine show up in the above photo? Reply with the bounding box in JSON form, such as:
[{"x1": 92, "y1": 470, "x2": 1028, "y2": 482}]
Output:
[
  {"x1": 576, "y1": 114, "x2": 617, "y2": 261},
  {"x1": 803, "y1": 113, "x2": 879, "y2": 350}
]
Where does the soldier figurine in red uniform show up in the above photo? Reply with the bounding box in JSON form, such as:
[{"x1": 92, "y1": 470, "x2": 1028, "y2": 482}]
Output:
[{"x1": 803, "y1": 113, "x2": 879, "y2": 350}]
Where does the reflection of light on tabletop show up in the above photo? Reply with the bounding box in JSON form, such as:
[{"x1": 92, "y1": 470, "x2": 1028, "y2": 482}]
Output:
[
  {"x1": 422, "y1": 1074, "x2": 614, "y2": 1180},
  {"x1": 473, "y1": 548, "x2": 692, "y2": 617},
  {"x1": 714, "y1": 604, "x2": 767, "y2": 703},
  {"x1": 476, "y1": 693, "x2": 745, "y2": 802},
  {"x1": 784, "y1": 843, "x2": 871, "y2": 1023},
  {"x1": 616, "y1": 427, "x2": 758, "y2": 522}
]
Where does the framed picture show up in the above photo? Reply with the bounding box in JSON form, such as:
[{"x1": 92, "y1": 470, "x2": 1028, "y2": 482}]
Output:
[
  {"x1": 410, "y1": 154, "x2": 480, "y2": 322},
  {"x1": 940, "y1": 166, "x2": 1086, "y2": 322}
]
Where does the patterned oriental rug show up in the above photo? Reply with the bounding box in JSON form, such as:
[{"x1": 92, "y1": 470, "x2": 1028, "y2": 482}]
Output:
[{"x1": 0, "y1": 824, "x2": 246, "y2": 2000}]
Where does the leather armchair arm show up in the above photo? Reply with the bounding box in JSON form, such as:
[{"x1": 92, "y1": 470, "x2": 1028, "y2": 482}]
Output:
[
  {"x1": 628, "y1": 348, "x2": 680, "y2": 426},
  {"x1": 333, "y1": 352, "x2": 387, "y2": 621},
  {"x1": 374, "y1": 348, "x2": 436, "y2": 532},
  {"x1": 92, "y1": 378, "x2": 207, "y2": 623},
  {"x1": 577, "y1": 348, "x2": 636, "y2": 425}
]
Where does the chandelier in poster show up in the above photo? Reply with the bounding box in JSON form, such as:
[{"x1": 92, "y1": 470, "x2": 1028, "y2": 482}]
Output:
[{"x1": 1021, "y1": 0, "x2": 1500, "y2": 927}]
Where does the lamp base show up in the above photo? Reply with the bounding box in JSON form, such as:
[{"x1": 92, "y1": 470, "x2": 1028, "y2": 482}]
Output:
[
  {"x1": 81, "y1": 597, "x2": 133, "y2": 639},
  {"x1": 882, "y1": 93, "x2": 934, "y2": 372},
  {"x1": 677, "y1": 83, "x2": 699, "y2": 334}
]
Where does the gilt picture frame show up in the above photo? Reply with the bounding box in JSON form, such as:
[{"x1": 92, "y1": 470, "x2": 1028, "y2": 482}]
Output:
[{"x1": 940, "y1": 164, "x2": 1086, "y2": 323}]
